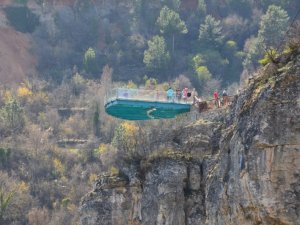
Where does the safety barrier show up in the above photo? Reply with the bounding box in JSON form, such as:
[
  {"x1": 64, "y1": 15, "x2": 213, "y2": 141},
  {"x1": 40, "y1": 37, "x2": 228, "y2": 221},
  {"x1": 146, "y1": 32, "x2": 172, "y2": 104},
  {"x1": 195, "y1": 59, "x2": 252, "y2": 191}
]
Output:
[{"x1": 104, "y1": 88, "x2": 194, "y2": 105}]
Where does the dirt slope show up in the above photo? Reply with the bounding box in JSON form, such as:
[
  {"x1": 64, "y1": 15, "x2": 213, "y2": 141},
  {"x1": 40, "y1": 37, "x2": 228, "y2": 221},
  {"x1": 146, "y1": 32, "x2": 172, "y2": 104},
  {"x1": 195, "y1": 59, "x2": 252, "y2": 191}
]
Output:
[{"x1": 0, "y1": 26, "x2": 36, "y2": 84}]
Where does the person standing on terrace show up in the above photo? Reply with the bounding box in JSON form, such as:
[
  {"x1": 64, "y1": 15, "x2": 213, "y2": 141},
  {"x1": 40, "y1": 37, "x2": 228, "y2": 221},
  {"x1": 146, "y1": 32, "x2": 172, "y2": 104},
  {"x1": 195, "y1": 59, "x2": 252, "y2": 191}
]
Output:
[
  {"x1": 182, "y1": 87, "x2": 188, "y2": 102},
  {"x1": 167, "y1": 87, "x2": 174, "y2": 102}
]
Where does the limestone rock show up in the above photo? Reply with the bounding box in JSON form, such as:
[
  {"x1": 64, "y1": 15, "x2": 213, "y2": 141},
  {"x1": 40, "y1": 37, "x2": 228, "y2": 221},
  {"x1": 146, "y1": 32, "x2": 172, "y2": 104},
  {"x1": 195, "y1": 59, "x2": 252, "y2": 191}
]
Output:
[{"x1": 80, "y1": 53, "x2": 300, "y2": 225}]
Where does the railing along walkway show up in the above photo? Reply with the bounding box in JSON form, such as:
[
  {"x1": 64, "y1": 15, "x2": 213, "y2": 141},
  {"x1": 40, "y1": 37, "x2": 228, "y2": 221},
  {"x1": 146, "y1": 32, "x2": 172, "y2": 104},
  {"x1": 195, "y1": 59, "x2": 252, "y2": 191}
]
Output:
[
  {"x1": 105, "y1": 88, "x2": 235, "y2": 114},
  {"x1": 105, "y1": 88, "x2": 194, "y2": 105}
]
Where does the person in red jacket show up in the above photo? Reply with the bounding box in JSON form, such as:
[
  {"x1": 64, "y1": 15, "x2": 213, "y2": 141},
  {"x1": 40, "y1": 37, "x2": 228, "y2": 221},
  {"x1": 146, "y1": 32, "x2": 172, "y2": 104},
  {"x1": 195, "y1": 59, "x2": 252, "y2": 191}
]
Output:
[{"x1": 213, "y1": 90, "x2": 220, "y2": 108}]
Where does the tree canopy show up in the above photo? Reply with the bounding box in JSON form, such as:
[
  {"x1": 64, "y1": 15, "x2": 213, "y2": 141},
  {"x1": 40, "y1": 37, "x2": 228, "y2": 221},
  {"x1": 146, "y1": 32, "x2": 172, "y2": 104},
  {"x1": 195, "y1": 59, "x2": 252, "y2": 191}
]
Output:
[
  {"x1": 199, "y1": 15, "x2": 224, "y2": 48},
  {"x1": 143, "y1": 35, "x2": 171, "y2": 72},
  {"x1": 258, "y1": 5, "x2": 289, "y2": 48},
  {"x1": 156, "y1": 6, "x2": 188, "y2": 36}
]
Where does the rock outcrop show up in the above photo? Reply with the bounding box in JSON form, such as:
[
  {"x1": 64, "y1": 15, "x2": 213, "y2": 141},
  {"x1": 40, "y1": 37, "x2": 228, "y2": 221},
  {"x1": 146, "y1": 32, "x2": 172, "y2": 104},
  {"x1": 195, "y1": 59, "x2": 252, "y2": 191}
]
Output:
[{"x1": 80, "y1": 52, "x2": 300, "y2": 225}]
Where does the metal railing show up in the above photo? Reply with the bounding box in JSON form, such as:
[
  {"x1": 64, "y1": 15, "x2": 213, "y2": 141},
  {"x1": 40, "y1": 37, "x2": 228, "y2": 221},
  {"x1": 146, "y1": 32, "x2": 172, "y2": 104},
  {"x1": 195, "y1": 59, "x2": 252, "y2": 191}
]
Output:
[{"x1": 105, "y1": 88, "x2": 194, "y2": 105}]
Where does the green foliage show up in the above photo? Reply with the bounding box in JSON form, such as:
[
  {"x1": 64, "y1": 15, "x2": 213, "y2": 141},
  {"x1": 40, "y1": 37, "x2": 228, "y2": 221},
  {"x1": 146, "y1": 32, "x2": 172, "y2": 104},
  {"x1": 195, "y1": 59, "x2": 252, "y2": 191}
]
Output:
[
  {"x1": 61, "y1": 198, "x2": 71, "y2": 207},
  {"x1": 192, "y1": 54, "x2": 206, "y2": 70},
  {"x1": 191, "y1": 48, "x2": 233, "y2": 83},
  {"x1": 84, "y1": 48, "x2": 98, "y2": 75},
  {"x1": 109, "y1": 166, "x2": 120, "y2": 176},
  {"x1": 4, "y1": 6, "x2": 39, "y2": 33},
  {"x1": 243, "y1": 37, "x2": 265, "y2": 71},
  {"x1": 29, "y1": 0, "x2": 297, "y2": 87},
  {"x1": 195, "y1": 66, "x2": 212, "y2": 81},
  {"x1": 259, "y1": 48, "x2": 278, "y2": 66},
  {"x1": 199, "y1": 15, "x2": 224, "y2": 48},
  {"x1": 157, "y1": 6, "x2": 188, "y2": 36},
  {"x1": 72, "y1": 73, "x2": 86, "y2": 96},
  {"x1": 225, "y1": 40, "x2": 237, "y2": 50},
  {"x1": 201, "y1": 50, "x2": 229, "y2": 76},
  {"x1": 258, "y1": 5, "x2": 289, "y2": 48},
  {"x1": 0, "y1": 98, "x2": 25, "y2": 134},
  {"x1": 34, "y1": 5, "x2": 100, "y2": 80},
  {"x1": 112, "y1": 122, "x2": 140, "y2": 159},
  {"x1": 143, "y1": 36, "x2": 171, "y2": 72},
  {"x1": 144, "y1": 77, "x2": 158, "y2": 89},
  {"x1": 198, "y1": 0, "x2": 207, "y2": 16},
  {"x1": 93, "y1": 105, "x2": 100, "y2": 137},
  {"x1": 0, "y1": 148, "x2": 11, "y2": 168},
  {"x1": 156, "y1": 6, "x2": 187, "y2": 53},
  {"x1": 0, "y1": 189, "x2": 14, "y2": 223}
]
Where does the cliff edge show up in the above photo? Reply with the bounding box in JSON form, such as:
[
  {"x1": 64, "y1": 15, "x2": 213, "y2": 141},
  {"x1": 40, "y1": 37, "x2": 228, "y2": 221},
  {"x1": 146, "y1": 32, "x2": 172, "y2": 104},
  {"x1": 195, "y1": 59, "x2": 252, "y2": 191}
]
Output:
[{"x1": 80, "y1": 50, "x2": 300, "y2": 225}]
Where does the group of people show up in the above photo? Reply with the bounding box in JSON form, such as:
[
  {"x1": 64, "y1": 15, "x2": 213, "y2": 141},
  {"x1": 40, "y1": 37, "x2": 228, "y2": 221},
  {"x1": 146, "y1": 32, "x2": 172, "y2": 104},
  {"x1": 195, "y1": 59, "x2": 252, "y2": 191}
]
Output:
[
  {"x1": 213, "y1": 90, "x2": 230, "y2": 108},
  {"x1": 166, "y1": 87, "x2": 230, "y2": 111},
  {"x1": 167, "y1": 87, "x2": 192, "y2": 102},
  {"x1": 192, "y1": 89, "x2": 230, "y2": 112}
]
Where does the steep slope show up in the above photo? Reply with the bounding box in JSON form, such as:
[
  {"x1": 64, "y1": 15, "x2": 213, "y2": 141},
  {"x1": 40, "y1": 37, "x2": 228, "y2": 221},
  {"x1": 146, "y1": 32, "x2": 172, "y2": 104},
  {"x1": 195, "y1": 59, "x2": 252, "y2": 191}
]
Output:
[
  {"x1": 0, "y1": 1, "x2": 38, "y2": 84},
  {"x1": 0, "y1": 26, "x2": 36, "y2": 84},
  {"x1": 80, "y1": 51, "x2": 300, "y2": 224},
  {"x1": 204, "y1": 52, "x2": 300, "y2": 224}
]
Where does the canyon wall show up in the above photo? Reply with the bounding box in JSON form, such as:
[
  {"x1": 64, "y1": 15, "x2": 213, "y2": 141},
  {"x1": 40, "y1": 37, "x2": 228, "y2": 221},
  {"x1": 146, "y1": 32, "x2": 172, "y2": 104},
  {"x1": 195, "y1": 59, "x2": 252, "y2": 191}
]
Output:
[{"x1": 80, "y1": 52, "x2": 300, "y2": 225}]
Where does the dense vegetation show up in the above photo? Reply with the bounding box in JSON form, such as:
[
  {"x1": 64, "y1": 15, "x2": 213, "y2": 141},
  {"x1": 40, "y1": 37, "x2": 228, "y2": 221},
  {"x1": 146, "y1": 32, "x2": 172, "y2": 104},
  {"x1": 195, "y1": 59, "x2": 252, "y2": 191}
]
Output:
[
  {"x1": 5, "y1": 0, "x2": 298, "y2": 90},
  {"x1": 0, "y1": 66, "x2": 191, "y2": 224},
  {"x1": 0, "y1": 0, "x2": 299, "y2": 224}
]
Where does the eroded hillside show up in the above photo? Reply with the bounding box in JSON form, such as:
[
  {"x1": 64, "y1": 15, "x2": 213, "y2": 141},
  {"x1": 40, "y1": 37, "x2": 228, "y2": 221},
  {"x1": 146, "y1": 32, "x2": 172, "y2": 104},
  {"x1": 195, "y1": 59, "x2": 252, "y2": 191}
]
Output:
[
  {"x1": 0, "y1": 27, "x2": 36, "y2": 84},
  {"x1": 0, "y1": 1, "x2": 36, "y2": 84}
]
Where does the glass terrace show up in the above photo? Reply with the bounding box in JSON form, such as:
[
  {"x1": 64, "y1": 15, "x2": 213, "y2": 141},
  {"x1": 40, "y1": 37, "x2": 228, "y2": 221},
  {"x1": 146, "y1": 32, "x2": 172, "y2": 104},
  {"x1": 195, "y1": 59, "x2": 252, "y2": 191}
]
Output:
[{"x1": 104, "y1": 88, "x2": 193, "y2": 120}]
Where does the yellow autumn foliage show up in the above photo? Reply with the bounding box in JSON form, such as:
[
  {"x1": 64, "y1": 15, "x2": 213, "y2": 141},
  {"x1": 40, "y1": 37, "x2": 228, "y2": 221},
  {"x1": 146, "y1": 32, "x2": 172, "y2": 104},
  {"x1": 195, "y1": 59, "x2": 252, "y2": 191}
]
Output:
[
  {"x1": 3, "y1": 90, "x2": 13, "y2": 102},
  {"x1": 97, "y1": 143, "x2": 108, "y2": 155},
  {"x1": 112, "y1": 121, "x2": 139, "y2": 152},
  {"x1": 17, "y1": 86, "x2": 32, "y2": 98},
  {"x1": 53, "y1": 158, "x2": 65, "y2": 176},
  {"x1": 89, "y1": 173, "x2": 98, "y2": 183},
  {"x1": 28, "y1": 91, "x2": 49, "y2": 104},
  {"x1": 121, "y1": 121, "x2": 138, "y2": 137},
  {"x1": 19, "y1": 181, "x2": 29, "y2": 192},
  {"x1": 109, "y1": 166, "x2": 119, "y2": 176}
]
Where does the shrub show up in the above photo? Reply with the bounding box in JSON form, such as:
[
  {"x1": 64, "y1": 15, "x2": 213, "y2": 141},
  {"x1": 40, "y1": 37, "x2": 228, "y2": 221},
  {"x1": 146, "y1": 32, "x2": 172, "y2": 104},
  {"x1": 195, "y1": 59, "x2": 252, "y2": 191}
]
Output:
[
  {"x1": 17, "y1": 86, "x2": 32, "y2": 98},
  {"x1": 0, "y1": 97, "x2": 25, "y2": 135},
  {"x1": 196, "y1": 66, "x2": 212, "y2": 82},
  {"x1": 61, "y1": 198, "x2": 71, "y2": 207},
  {"x1": 258, "y1": 48, "x2": 278, "y2": 66},
  {"x1": 0, "y1": 148, "x2": 11, "y2": 169}
]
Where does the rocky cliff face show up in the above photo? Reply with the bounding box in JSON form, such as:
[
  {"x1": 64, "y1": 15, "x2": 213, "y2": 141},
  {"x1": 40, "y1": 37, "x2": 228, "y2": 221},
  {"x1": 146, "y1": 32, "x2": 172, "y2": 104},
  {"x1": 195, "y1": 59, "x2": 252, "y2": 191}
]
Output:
[{"x1": 80, "y1": 52, "x2": 300, "y2": 225}]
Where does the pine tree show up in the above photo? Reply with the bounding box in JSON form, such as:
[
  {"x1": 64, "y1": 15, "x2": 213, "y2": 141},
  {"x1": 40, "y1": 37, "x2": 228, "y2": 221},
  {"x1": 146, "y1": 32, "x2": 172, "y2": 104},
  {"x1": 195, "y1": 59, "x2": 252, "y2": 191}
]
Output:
[
  {"x1": 199, "y1": 15, "x2": 224, "y2": 48},
  {"x1": 83, "y1": 47, "x2": 98, "y2": 75},
  {"x1": 258, "y1": 5, "x2": 289, "y2": 48},
  {"x1": 0, "y1": 98, "x2": 25, "y2": 134},
  {"x1": 156, "y1": 6, "x2": 188, "y2": 53},
  {"x1": 143, "y1": 35, "x2": 171, "y2": 72}
]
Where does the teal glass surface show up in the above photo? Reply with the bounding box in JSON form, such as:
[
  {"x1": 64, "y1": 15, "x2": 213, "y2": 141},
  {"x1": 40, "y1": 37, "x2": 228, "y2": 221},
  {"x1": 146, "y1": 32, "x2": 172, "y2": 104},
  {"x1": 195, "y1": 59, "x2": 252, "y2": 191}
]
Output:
[{"x1": 105, "y1": 99, "x2": 191, "y2": 120}]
